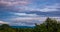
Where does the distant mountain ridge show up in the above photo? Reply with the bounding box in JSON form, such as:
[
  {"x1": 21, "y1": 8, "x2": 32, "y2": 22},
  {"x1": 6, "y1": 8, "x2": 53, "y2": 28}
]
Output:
[{"x1": 11, "y1": 26, "x2": 34, "y2": 28}]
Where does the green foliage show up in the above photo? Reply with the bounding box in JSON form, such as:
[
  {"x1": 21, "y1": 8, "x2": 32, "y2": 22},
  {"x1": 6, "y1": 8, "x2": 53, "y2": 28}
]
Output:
[{"x1": 0, "y1": 17, "x2": 60, "y2": 32}]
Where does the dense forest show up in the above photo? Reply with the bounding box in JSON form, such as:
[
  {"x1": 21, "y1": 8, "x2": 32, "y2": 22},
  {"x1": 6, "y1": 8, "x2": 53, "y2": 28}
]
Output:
[{"x1": 0, "y1": 17, "x2": 60, "y2": 32}]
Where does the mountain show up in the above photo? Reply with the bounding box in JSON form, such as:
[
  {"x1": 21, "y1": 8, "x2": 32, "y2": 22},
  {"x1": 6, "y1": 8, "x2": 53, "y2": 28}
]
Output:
[{"x1": 11, "y1": 26, "x2": 34, "y2": 28}]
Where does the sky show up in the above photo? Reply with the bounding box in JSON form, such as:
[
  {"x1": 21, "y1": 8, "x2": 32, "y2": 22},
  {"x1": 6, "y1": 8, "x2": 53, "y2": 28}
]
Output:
[{"x1": 0, "y1": 0, "x2": 60, "y2": 26}]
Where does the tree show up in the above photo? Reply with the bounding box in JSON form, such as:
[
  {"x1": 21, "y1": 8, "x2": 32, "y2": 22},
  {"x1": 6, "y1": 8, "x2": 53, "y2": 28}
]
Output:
[
  {"x1": 1, "y1": 24, "x2": 10, "y2": 28},
  {"x1": 45, "y1": 17, "x2": 58, "y2": 32}
]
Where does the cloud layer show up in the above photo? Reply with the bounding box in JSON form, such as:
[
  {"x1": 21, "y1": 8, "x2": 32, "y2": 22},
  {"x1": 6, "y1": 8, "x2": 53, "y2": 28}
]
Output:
[{"x1": 0, "y1": 0, "x2": 60, "y2": 26}]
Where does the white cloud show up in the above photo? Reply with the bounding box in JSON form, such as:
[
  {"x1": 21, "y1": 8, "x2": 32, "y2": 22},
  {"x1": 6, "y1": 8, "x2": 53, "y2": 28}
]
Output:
[
  {"x1": 6, "y1": 16, "x2": 47, "y2": 26},
  {"x1": 13, "y1": 12, "x2": 39, "y2": 17},
  {"x1": 49, "y1": 17, "x2": 60, "y2": 21},
  {"x1": 39, "y1": 3, "x2": 60, "y2": 12},
  {"x1": 17, "y1": 3, "x2": 60, "y2": 12},
  {"x1": 8, "y1": 17, "x2": 47, "y2": 24},
  {"x1": 0, "y1": 21, "x2": 8, "y2": 24},
  {"x1": 40, "y1": 4, "x2": 59, "y2": 12}
]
